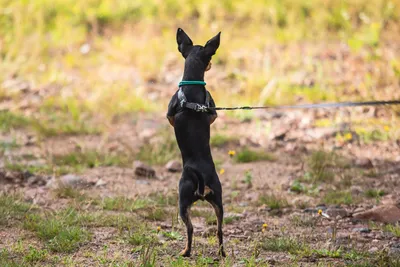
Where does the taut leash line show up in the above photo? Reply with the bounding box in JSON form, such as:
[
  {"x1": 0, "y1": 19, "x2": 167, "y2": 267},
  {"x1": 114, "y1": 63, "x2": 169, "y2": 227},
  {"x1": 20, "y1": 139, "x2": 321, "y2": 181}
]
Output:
[{"x1": 209, "y1": 100, "x2": 400, "y2": 111}]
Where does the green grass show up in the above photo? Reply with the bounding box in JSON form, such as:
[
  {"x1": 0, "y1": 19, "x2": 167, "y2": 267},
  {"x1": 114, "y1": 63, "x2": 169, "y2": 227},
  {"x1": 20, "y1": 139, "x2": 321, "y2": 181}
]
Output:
[
  {"x1": 0, "y1": 111, "x2": 100, "y2": 137},
  {"x1": 127, "y1": 225, "x2": 156, "y2": 246},
  {"x1": 4, "y1": 162, "x2": 70, "y2": 176},
  {"x1": 53, "y1": 150, "x2": 132, "y2": 169},
  {"x1": 0, "y1": 249, "x2": 19, "y2": 267},
  {"x1": 224, "y1": 215, "x2": 240, "y2": 225},
  {"x1": 142, "y1": 207, "x2": 170, "y2": 221},
  {"x1": 148, "y1": 192, "x2": 178, "y2": 207},
  {"x1": 102, "y1": 197, "x2": 151, "y2": 212},
  {"x1": 53, "y1": 186, "x2": 85, "y2": 199},
  {"x1": 23, "y1": 246, "x2": 48, "y2": 264},
  {"x1": 210, "y1": 134, "x2": 237, "y2": 147},
  {"x1": 0, "y1": 194, "x2": 33, "y2": 226},
  {"x1": 289, "y1": 214, "x2": 316, "y2": 228},
  {"x1": 6, "y1": 149, "x2": 132, "y2": 175},
  {"x1": 262, "y1": 237, "x2": 306, "y2": 254},
  {"x1": 364, "y1": 189, "x2": 386, "y2": 199},
  {"x1": 322, "y1": 190, "x2": 354, "y2": 205},
  {"x1": 235, "y1": 148, "x2": 275, "y2": 163},
  {"x1": 258, "y1": 194, "x2": 289, "y2": 210},
  {"x1": 23, "y1": 209, "x2": 91, "y2": 253},
  {"x1": 0, "y1": 111, "x2": 30, "y2": 132},
  {"x1": 306, "y1": 150, "x2": 336, "y2": 183},
  {"x1": 136, "y1": 128, "x2": 179, "y2": 165},
  {"x1": 384, "y1": 223, "x2": 400, "y2": 237}
]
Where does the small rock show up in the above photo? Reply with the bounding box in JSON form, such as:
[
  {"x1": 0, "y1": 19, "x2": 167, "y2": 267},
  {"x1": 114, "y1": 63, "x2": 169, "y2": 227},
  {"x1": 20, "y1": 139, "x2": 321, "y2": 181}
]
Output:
[
  {"x1": 352, "y1": 228, "x2": 371, "y2": 233},
  {"x1": 389, "y1": 243, "x2": 400, "y2": 259},
  {"x1": 368, "y1": 247, "x2": 379, "y2": 253},
  {"x1": 353, "y1": 207, "x2": 365, "y2": 214},
  {"x1": 326, "y1": 207, "x2": 348, "y2": 218},
  {"x1": 269, "y1": 127, "x2": 290, "y2": 141},
  {"x1": 304, "y1": 208, "x2": 318, "y2": 213},
  {"x1": 27, "y1": 175, "x2": 47, "y2": 186},
  {"x1": 353, "y1": 205, "x2": 400, "y2": 223},
  {"x1": 135, "y1": 180, "x2": 150, "y2": 185},
  {"x1": 354, "y1": 158, "x2": 374, "y2": 169},
  {"x1": 134, "y1": 161, "x2": 156, "y2": 178},
  {"x1": 305, "y1": 127, "x2": 337, "y2": 140},
  {"x1": 243, "y1": 231, "x2": 251, "y2": 237},
  {"x1": 258, "y1": 204, "x2": 268, "y2": 212},
  {"x1": 165, "y1": 160, "x2": 182, "y2": 173},
  {"x1": 95, "y1": 179, "x2": 107, "y2": 187},
  {"x1": 46, "y1": 174, "x2": 84, "y2": 188}
]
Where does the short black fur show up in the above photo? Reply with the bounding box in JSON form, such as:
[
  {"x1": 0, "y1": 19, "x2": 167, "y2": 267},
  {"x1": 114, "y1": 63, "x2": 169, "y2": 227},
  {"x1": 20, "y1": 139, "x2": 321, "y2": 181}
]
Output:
[{"x1": 166, "y1": 28, "x2": 225, "y2": 257}]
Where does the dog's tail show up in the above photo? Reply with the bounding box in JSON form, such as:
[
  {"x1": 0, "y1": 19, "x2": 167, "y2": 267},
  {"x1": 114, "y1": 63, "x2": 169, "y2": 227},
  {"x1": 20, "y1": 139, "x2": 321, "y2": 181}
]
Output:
[{"x1": 184, "y1": 166, "x2": 205, "y2": 200}]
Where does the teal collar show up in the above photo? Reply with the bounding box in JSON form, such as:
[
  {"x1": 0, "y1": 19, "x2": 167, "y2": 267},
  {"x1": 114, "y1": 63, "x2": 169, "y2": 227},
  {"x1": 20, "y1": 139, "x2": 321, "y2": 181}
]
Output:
[{"x1": 178, "y1": 81, "x2": 206, "y2": 87}]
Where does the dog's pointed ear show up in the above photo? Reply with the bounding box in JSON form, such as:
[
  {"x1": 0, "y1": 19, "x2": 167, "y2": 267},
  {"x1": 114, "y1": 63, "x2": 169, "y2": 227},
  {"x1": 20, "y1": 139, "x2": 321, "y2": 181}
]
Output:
[
  {"x1": 177, "y1": 28, "x2": 193, "y2": 58},
  {"x1": 204, "y1": 32, "x2": 221, "y2": 57}
]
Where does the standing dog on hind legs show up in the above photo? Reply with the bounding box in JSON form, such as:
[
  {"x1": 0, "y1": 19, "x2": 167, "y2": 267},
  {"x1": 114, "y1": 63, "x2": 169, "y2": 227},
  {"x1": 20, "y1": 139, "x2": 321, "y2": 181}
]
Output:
[{"x1": 166, "y1": 28, "x2": 225, "y2": 258}]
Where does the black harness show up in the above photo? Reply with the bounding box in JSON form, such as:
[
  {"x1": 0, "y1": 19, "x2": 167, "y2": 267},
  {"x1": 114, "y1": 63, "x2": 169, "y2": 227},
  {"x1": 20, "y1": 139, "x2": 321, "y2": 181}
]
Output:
[{"x1": 177, "y1": 87, "x2": 211, "y2": 113}]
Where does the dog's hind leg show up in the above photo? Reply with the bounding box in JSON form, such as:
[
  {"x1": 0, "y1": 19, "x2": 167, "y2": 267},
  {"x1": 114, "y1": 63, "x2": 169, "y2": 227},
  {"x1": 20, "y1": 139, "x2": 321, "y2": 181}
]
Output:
[
  {"x1": 207, "y1": 194, "x2": 226, "y2": 257},
  {"x1": 178, "y1": 176, "x2": 196, "y2": 257},
  {"x1": 179, "y1": 201, "x2": 193, "y2": 257}
]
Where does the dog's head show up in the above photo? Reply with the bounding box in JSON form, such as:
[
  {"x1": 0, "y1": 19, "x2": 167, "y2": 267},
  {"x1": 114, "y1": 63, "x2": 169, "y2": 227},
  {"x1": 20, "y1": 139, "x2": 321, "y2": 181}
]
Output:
[{"x1": 176, "y1": 28, "x2": 220, "y2": 72}]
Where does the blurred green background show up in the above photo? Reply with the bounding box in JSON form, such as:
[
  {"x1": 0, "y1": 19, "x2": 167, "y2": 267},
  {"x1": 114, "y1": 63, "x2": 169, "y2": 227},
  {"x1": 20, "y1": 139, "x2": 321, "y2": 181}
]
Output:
[{"x1": 0, "y1": 0, "x2": 399, "y2": 126}]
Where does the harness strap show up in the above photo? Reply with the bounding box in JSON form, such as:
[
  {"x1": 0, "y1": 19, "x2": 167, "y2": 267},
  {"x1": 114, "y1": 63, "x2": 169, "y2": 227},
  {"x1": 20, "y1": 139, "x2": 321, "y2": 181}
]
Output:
[{"x1": 177, "y1": 81, "x2": 211, "y2": 113}]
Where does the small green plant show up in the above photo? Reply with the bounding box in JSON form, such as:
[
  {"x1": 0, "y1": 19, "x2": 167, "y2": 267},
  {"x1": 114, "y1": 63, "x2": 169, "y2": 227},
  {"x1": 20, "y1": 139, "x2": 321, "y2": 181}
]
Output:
[
  {"x1": 137, "y1": 242, "x2": 157, "y2": 267},
  {"x1": 235, "y1": 148, "x2": 275, "y2": 163},
  {"x1": 0, "y1": 248, "x2": 19, "y2": 267},
  {"x1": 170, "y1": 256, "x2": 190, "y2": 267},
  {"x1": 224, "y1": 215, "x2": 240, "y2": 225},
  {"x1": 290, "y1": 179, "x2": 306, "y2": 193},
  {"x1": 210, "y1": 134, "x2": 237, "y2": 147},
  {"x1": 0, "y1": 194, "x2": 32, "y2": 226},
  {"x1": 322, "y1": 190, "x2": 354, "y2": 205},
  {"x1": 23, "y1": 209, "x2": 91, "y2": 253},
  {"x1": 259, "y1": 194, "x2": 289, "y2": 210},
  {"x1": 101, "y1": 197, "x2": 150, "y2": 212},
  {"x1": 384, "y1": 223, "x2": 400, "y2": 237},
  {"x1": 289, "y1": 214, "x2": 316, "y2": 228},
  {"x1": 149, "y1": 192, "x2": 178, "y2": 207},
  {"x1": 261, "y1": 237, "x2": 306, "y2": 254},
  {"x1": 307, "y1": 150, "x2": 335, "y2": 183},
  {"x1": 206, "y1": 214, "x2": 217, "y2": 225},
  {"x1": 162, "y1": 231, "x2": 183, "y2": 241},
  {"x1": 4, "y1": 162, "x2": 70, "y2": 176},
  {"x1": 23, "y1": 246, "x2": 48, "y2": 264},
  {"x1": 142, "y1": 207, "x2": 170, "y2": 221},
  {"x1": 244, "y1": 170, "x2": 253, "y2": 188},
  {"x1": 136, "y1": 128, "x2": 179, "y2": 165},
  {"x1": 127, "y1": 226, "x2": 155, "y2": 246},
  {"x1": 53, "y1": 150, "x2": 131, "y2": 170},
  {"x1": 0, "y1": 111, "x2": 30, "y2": 132},
  {"x1": 364, "y1": 189, "x2": 386, "y2": 199},
  {"x1": 53, "y1": 186, "x2": 83, "y2": 199}
]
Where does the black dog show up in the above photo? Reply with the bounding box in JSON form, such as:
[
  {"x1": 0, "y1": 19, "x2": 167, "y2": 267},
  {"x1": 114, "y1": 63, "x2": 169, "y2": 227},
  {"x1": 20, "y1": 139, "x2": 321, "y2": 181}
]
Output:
[{"x1": 166, "y1": 28, "x2": 225, "y2": 257}]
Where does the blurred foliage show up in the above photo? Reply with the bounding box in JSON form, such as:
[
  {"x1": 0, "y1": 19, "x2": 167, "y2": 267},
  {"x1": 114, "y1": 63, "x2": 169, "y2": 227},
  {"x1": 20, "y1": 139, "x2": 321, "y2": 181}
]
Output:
[{"x1": 0, "y1": 0, "x2": 399, "y2": 120}]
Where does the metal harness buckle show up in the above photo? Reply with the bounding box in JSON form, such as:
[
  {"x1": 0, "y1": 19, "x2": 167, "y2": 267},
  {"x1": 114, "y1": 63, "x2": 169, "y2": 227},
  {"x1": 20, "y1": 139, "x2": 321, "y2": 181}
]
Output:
[{"x1": 195, "y1": 104, "x2": 209, "y2": 112}]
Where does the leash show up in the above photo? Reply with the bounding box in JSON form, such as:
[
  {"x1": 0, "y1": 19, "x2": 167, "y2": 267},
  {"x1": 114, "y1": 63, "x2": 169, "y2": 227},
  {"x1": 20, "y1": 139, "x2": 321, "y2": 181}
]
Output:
[
  {"x1": 209, "y1": 100, "x2": 400, "y2": 111},
  {"x1": 177, "y1": 81, "x2": 400, "y2": 112}
]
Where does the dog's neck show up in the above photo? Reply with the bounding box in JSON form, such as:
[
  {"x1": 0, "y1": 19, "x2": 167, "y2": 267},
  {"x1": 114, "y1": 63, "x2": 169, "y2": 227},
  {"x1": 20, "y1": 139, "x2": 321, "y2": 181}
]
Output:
[{"x1": 182, "y1": 58, "x2": 205, "y2": 81}]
